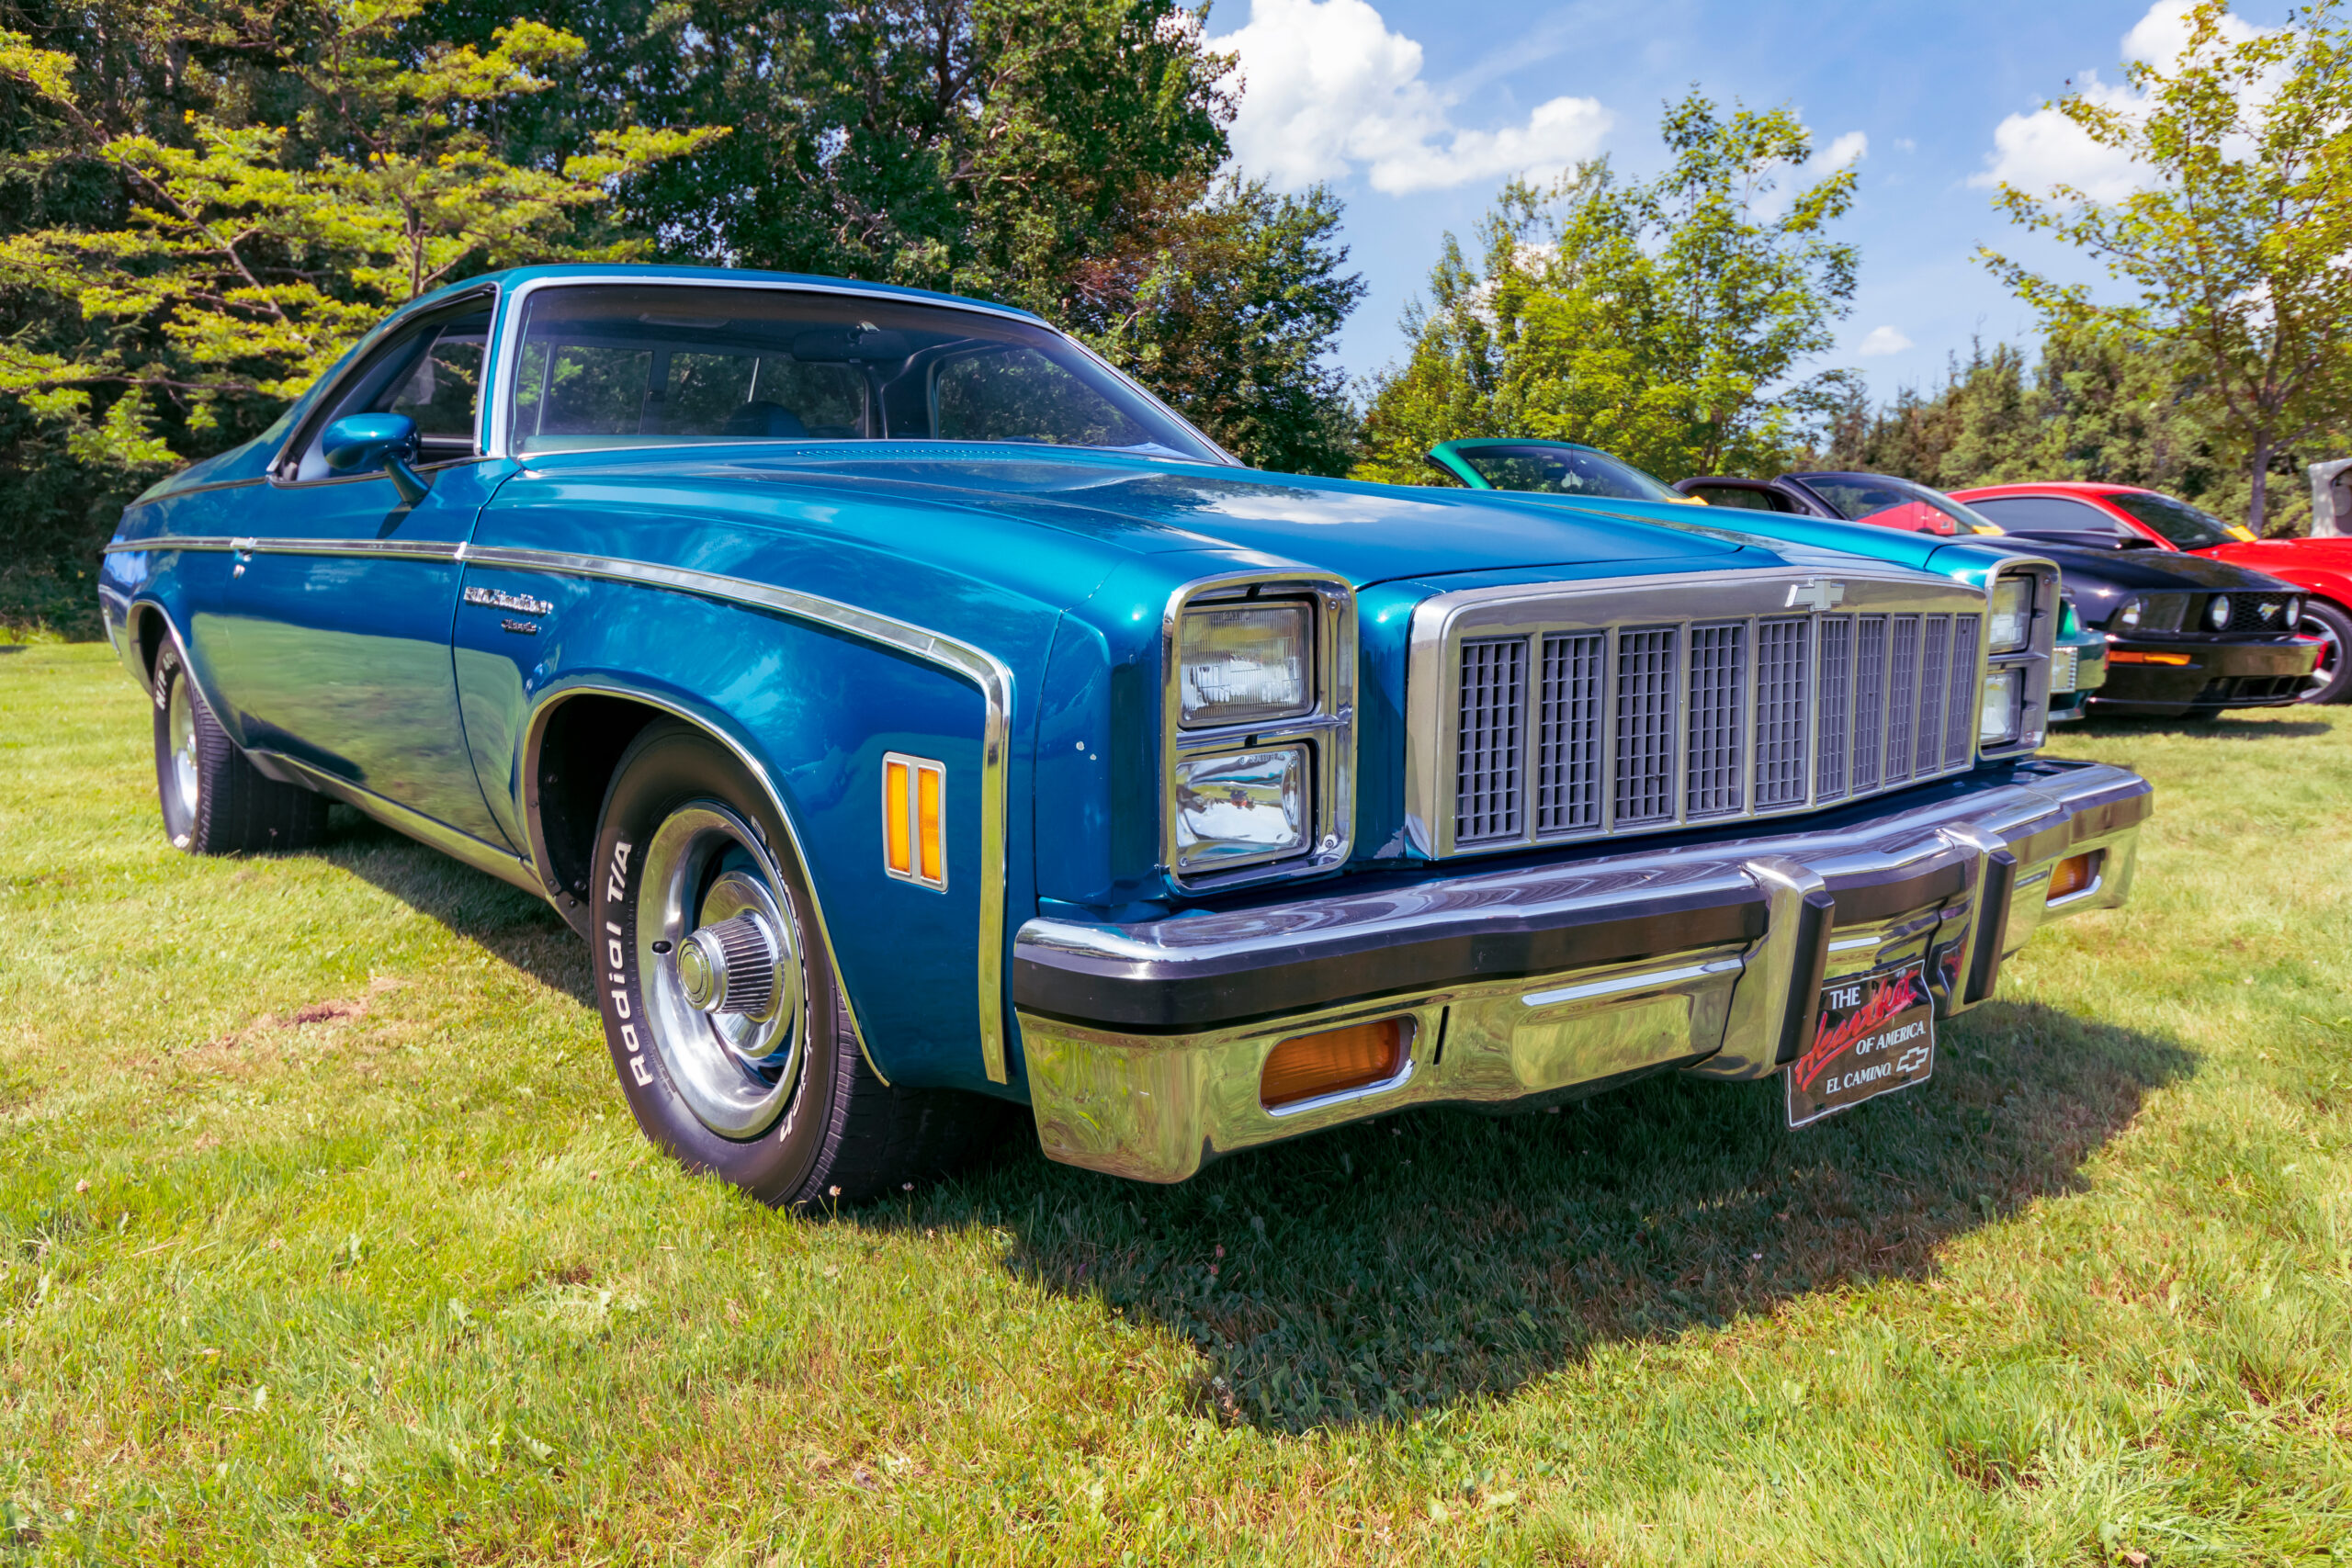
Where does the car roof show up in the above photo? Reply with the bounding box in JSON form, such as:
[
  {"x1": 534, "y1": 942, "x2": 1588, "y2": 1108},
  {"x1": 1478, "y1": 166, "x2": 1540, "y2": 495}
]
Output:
[
  {"x1": 409, "y1": 263, "x2": 1047, "y2": 323},
  {"x1": 1949, "y1": 480, "x2": 2152, "y2": 499}
]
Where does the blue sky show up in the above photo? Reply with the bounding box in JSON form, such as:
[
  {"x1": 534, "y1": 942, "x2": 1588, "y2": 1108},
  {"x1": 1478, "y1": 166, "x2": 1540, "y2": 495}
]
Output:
[{"x1": 1200, "y1": 0, "x2": 2291, "y2": 403}]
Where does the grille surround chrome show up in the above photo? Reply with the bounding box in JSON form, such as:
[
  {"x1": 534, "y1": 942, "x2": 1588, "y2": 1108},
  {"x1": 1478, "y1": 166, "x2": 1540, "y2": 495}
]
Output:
[{"x1": 1407, "y1": 568, "x2": 2027, "y2": 859}]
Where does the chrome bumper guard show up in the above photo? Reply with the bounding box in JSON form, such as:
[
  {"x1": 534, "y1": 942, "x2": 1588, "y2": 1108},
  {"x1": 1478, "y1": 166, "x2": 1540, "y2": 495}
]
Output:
[{"x1": 1014, "y1": 759, "x2": 2150, "y2": 1182}]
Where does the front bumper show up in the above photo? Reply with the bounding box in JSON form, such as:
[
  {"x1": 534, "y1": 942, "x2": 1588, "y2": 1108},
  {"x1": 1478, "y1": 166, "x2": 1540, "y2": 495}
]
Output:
[
  {"x1": 1016, "y1": 759, "x2": 2150, "y2": 1181},
  {"x1": 2091, "y1": 637, "x2": 2316, "y2": 715}
]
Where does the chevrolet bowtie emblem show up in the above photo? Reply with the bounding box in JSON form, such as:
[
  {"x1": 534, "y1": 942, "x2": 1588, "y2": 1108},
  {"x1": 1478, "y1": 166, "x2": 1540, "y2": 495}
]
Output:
[{"x1": 1785, "y1": 578, "x2": 1847, "y2": 612}]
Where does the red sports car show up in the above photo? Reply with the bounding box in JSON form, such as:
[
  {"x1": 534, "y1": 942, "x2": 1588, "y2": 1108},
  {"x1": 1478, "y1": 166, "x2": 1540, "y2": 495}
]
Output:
[{"x1": 1951, "y1": 481, "x2": 2348, "y2": 703}]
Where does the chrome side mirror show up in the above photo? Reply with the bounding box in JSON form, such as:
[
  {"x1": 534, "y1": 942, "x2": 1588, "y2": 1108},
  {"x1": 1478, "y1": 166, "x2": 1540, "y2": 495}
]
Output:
[{"x1": 321, "y1": 412, "x2": 430, "y2": 504}]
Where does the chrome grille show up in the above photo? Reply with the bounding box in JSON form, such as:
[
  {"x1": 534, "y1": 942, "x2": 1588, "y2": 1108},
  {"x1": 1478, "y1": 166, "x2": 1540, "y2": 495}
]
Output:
[
  {"x1": 1536, "y1": 633, "x2": 1603, "y2": 833},
  {"x1": 1756, "y1": 616, "x2": 1810, "y2": 808},
  {"x1": 1686, "y1": 622, "x2": 1747, "y2": 818},
  {"x1": 1944, "y1": 615, "x2": 1979, "y2": 768},
  {"x1": 1455, "y1": 637, "x2": 1524, "y2": 843},
  {"x1": 1613, "y1": 628, "x2": 1678, "y2": 826},
  {"x1": 1815, "y1": 615, "x2": 1851, "y2": 801},
  {"x1": 1887, "y1": 615, "x2": 1917, "y2": 783},
  {"x1": 1852, "y1": 615, "x2": 1886, "y2": 793},
  {"x1": 1444, "y1": 603, "x2": 1985, "y2": 852}
]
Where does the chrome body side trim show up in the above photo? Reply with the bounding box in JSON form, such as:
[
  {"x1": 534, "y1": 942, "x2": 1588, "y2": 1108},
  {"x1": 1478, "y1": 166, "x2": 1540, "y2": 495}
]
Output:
[
  {"x1": 474, "y1": 547, "x2": 1016, "y2": 1086},
  {"x1": 1017, "y1": 759, "x2": 2149, "y2": 1180},
  {"x1": 258, "y1": 750, "x2": 544, "y2": 895},
  {"x1": 1158, "y1": 569, "x2": 1357, "y2": 892}
]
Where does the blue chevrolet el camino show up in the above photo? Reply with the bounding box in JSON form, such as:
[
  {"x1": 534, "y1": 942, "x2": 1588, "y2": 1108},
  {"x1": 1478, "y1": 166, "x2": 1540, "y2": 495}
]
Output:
[{"x1": 98, "y1": 265, "x2": 2152, "y2": 1203}]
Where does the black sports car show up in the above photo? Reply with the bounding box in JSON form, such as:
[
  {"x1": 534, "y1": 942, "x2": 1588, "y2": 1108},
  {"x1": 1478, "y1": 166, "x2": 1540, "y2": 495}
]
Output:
[{"x1": 1679, "y1": 472, "x2": 2319, "y2": 717}]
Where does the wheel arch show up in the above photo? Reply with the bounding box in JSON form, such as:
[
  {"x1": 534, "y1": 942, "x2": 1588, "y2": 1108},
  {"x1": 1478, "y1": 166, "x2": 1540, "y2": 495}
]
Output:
[{"x1": 520, "y1": 680, "x2": 896, "y2": 1086}]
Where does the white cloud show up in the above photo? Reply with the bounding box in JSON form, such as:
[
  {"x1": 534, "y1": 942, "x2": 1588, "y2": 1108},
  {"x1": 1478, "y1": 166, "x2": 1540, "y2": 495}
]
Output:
[
  {"x1": 1206, "y1": 0, "x2": 1614, "y2": 195},
  {"x1": 1824, "y1": 130, "x2": 1869, "y2": 169},
  {"x1": 1894, "y1": 137, "x2": 1917, "y2": 153},
  {"x1": 1971, "y1": 1, "x2": 2277, "y2": 200},
  {"x1": 1857, "y1": 325, "x2": 1915, "y2": 356}
]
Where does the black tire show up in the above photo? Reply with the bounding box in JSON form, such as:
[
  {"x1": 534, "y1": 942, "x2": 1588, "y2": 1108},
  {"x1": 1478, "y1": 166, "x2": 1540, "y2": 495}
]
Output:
[
  {"x1": 2294, "y1": 600, "x2": 2352, "y2": 704},
  {"x1": 152, "y1": 640, "x2": 331, "y2": 854},
  {"x1": 591, "y1": 719, "x2": 1009, "y2": 1207}
]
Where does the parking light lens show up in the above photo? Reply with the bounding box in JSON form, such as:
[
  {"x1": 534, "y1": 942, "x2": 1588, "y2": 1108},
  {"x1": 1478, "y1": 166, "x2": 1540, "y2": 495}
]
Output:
[
  {"x1": 1990, "y1": 577, "x2": 2033, "y2": 652},
  {"x1": 1178, "y1": 603, "x2": 1313, "y2": 728},
  {"x1": 1261, "y1": 1017, "x2": 1408, "y2": 1110},
  {"x1": 1172, "y1": 746, "x2": 1306, "y2": 873},
  {"x1": 1979, "y1": 669, "x2": 2022, "y2": 744},
  {"x1": 2207, "y1": 594, "x2": 2232, "y2": 630},
  {"x1": 2286, "y1": 596, "x2": 2302, "y2": 626}
]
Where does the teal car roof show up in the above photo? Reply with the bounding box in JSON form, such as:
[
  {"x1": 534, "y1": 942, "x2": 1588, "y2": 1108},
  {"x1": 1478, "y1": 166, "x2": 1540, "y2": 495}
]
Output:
[{"x1": 409, "y1": 263, "x2": 1046, "y2": 322}]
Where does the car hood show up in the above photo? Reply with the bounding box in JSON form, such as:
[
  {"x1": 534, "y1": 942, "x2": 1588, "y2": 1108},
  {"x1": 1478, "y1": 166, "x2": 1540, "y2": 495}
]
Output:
[
  {"x1": 1973, "y1": 537, "x2": 2297, "y2": 593},
  {"x1": 529, "y1": 446, "x2": 1758, "y2": 588}
]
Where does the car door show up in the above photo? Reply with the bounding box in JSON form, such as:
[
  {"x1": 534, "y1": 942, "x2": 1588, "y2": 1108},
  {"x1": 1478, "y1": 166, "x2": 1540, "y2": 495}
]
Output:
[{"x1": 200, "y1": 290, "x2": 518, "y2": 849}]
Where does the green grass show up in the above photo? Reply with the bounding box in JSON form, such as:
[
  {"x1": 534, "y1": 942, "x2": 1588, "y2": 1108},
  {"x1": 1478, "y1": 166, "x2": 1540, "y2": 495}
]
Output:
[{"x1": 5, "y1": 641, "x2": 2350, "y2": 1564}]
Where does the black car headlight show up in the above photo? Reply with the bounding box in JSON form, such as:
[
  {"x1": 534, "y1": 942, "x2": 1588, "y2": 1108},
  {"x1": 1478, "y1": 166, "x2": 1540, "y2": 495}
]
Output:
[
  {"x1": 2116, "y1": 595, "x2": 2144, "y2": 632},
  {"x1": 2287, "y1": 595, "x2": 2303, "y2": 626},
  {"x1": 1989, "y1": 576, "x2": 2033, "y2": 653},
  {"x1": 2206, "y1": 594, "x2": 2232, "y2": 631}
]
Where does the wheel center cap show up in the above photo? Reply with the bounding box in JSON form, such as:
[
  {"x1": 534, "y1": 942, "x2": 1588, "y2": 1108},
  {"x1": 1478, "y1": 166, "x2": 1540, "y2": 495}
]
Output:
[{"x1": 675, "y1": 910, "x2": 779, "y2": 1017}]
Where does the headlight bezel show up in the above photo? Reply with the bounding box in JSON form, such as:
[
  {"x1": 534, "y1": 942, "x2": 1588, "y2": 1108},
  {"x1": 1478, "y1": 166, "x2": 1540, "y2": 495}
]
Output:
[
  {"x1": 1977, "y1": 559, "x2": 2056, "y2": 761},
  {"x1": 1161, "y1": 571, "x2": 1356, "y2": 889}
]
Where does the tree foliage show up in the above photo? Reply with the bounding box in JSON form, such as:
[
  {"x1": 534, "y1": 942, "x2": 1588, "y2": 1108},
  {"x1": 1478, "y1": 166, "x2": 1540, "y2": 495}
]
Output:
[
  {"x1": 1984, "y1": 0, "x2": 2352, "y2": 529},
  {"x1": 1356, "y1": 93, "x2": 1860, "y2": 485},
  {"x1": 1818, "y1": 324, "x2": 2330, "y2": 534}
]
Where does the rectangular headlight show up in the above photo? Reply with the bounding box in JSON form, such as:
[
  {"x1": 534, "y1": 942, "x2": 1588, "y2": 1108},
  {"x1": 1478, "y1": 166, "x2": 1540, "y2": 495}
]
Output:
[
  {"x1": 1178, "y1": 603, "x2": 1312, "y2": 728},
  {"x1": 1990, "y1": 577, "x2": 2032, "y2": 653},
  {"x1": 1172, "y1": 747, "x2": 1306, "y2": 873},
  {"x1": 1979, "y1": 668, "x2": 2022, "y2": 744}
]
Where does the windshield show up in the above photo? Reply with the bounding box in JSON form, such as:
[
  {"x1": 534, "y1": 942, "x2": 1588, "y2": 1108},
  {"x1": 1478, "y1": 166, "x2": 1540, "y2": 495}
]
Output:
[
  {"x1": 503, "y1": 283, "x2": 1222, "y2": 462},
  {"x1": 2106, "y1": 491, "x2": 2242, "y2": 548},
  {"x1": 1795, "y1": 473, "x2": 2004, "y2": 536},
  {"x1": 1454, "y1": 444, "x2": 1685, "y2": 502}
]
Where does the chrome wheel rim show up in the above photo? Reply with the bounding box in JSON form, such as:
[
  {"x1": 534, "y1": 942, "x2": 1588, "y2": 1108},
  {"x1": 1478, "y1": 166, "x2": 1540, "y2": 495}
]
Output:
[
  {"x1": 166, "y1": 672, "x2": 200, "y2": 825},
  {"x1": 637, "y1": 802, "x2": 806, "y2": 1138},
  {"x1": 2298, "y1": 609, "x2": 2340, "y2": 700}
]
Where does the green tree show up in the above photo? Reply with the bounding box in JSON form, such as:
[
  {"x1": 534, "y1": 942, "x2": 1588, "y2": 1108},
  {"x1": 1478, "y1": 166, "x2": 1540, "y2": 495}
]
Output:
[
  {"x1": 1984, "y1": 0, "x2": 2352, "y2": 531},
  {"x1": 0, "y1": 0, "x2": 718, "y2": 468},
  {"x1": 1357, "y1": 92, "x2": 1860, "y2": 485}
]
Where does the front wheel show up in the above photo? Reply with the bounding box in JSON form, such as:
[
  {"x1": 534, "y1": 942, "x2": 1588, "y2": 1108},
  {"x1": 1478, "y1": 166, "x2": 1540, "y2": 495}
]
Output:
[
  {"x1": 591, "y1": 720, "x2": 1008, "y2": 1206},
  {"x1": 2295, "y1": 600, "x2": 2351, "y2": 704}
]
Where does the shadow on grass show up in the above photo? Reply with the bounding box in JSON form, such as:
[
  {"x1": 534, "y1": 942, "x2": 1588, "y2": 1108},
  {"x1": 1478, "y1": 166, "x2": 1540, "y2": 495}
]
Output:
[
  {"x1": 955, "y1": 999, "x2": 2194, "y2": 1431},
  {"x1": 321, "y1": 809, "x2": 593, "y2": 1006},
  {"x1": 300, "y1": 815, "x2": 2197, "y2": 1433},
  {"x1": 2083, "y1": 713, "x2": 2331, "y2": 739}
]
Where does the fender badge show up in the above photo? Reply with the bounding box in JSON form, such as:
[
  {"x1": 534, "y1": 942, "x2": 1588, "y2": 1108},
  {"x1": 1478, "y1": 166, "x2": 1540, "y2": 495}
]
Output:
[
  {"x1": 500, "y1": 618, "x2": 540, "y2": 636},
  {"x1": 465, "y1": 584, "x2": 554, "y2": 616},
  {"x1": 1785, "y1": 578, "x2": 1847, "y2": 612}
]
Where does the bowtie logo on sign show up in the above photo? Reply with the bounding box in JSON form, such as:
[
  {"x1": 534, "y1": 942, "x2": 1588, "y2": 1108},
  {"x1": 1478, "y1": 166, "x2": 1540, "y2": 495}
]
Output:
[{"x1": 1785, "y1": 957, "x2": 1937, "y2": 1128}]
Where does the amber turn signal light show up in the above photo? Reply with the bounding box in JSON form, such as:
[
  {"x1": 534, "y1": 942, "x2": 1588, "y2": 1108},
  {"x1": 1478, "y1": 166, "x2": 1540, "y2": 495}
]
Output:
[
  {"x1": 882, "y1": 752, "x2": 947, "y2": 890},
  {"x1": 2048, "y1": 851, "x2": 2100, "y2": 901},
  {"x1": 1260, "y1": 1018, "x2": 1408, "y2": 1110}
]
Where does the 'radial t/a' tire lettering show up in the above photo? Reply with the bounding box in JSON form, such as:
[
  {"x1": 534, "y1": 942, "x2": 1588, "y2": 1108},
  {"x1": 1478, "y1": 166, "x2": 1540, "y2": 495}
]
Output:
[{"x1": 591, "y1": 719, "x2": 1009, "y2": 1206}]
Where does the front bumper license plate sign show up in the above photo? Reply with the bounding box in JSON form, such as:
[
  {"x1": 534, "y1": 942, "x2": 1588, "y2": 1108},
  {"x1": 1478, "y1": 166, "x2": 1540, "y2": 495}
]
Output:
[{"x1": 1786, "y1": 959, "x2": 1935, "y2": 1128}]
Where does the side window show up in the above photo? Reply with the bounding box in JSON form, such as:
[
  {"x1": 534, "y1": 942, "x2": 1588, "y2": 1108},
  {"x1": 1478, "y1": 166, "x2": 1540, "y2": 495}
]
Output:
[
  {"x1": 1691, "y1": 485, "x2": 1787, "y2": 512},
  {"x1": 292, "y1": 303, "x2": 491, "y2": 479},
  {"x1": 1966, "y1": 496, "x2": 2120, "y2": 533}
]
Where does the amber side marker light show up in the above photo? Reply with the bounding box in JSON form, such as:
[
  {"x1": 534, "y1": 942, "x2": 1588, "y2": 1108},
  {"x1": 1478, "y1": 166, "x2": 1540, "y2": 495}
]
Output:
[
  {"x1": 1261, "y1": 1018, "x2": 1409, "y2": 1110},
  {"x1": 2108, "y1": 649, "x2": 2192, "y2": 666},
  {"x1": 2048, "y1": 851, "x2": 2101, "y2": 901},
  {"x1": 881, "y1": 752, "x2": 947, "y2": 890}
]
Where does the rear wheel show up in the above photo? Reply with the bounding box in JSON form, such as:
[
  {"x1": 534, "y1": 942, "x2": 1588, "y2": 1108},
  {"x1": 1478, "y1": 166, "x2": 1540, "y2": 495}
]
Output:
[
  {"x1": 2295, "y1": 600, "x2": 2351, "y2": 704},
  {"x1": 591, "y1": 720, "x2": 1008, "y2": 1206},
  {"x1": 152, "y1": 640, "x2": 330, "y2": 853}
]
